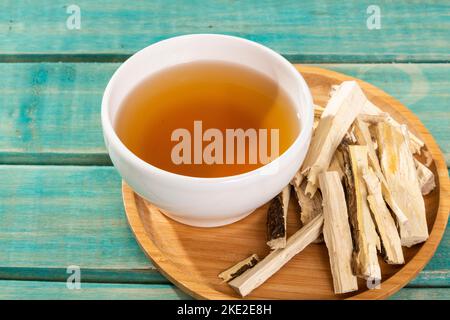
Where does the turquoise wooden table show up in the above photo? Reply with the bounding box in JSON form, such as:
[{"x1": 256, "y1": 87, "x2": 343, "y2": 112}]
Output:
[{"x1": 0, "y1": 1, "x2": 449, "y2": 299}]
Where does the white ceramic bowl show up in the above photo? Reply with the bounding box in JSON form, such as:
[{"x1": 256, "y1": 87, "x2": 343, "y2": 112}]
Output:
[{"x1": 101, "y1": 34, "x2": 313, "y2": 227}]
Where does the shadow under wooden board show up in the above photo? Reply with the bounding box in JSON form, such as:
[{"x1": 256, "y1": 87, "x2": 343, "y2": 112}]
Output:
[{"x1": 122, "y1": 65, "x2": 450, "y2": 300}]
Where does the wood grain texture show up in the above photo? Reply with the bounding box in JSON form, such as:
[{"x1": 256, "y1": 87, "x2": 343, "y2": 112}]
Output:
[
  {"x1": 0, "y1": 63, "x2": 113, "y2": 165},
  {"x1": 0, "y1": 63, "x2": 448, "y2": 166},
  {"x1": 1, "y1": 1, "x2": 449, "y2": 62},
  {"x1": 0, "y1": 280, "x2": 445, "y2": 300},
  {"x1": 0, "y1": 281, "x2": 189, "y2": 300},
  {"x1": 123, "y1": 66, "x2": 450, "y2": 299},
  {"x1": 390, "y1": 288, "x2": 450, "y2": 300},
  {"x1": 0, "y1": 165, "x2": 151, "y2": 269}
]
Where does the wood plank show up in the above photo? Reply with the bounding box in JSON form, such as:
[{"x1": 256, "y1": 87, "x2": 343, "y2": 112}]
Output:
[
  {"x1": 0, "y1": 165, "x2": 150, "y2": 269},
  {"x1": 0, "y1": 265, "x2": 447, "y2": 288},
  {"x1": 0, "y1": 281, "x2": 189, "y2": 300},
  {"x1": 0, "y1": 165, "x2": 447, "y2": 288},
  {"x1": 409, "y1": 270, "x2": 450, "y2": 287},
  {"x1": 0, "y1": 63, "x2": 114, "y2": 165},
  {"x1": 409, "y1": 208, "x2": 449, "y2": 287},
  {"x1": 390, "y1": 288, "x2": 450, "y2": 300},
  {"x1": 1, "y1": 1, "x2": 449, "y2": 62},
  {"x1": 0, "y1": 63, "x2": 448, "y2": 166},
  {"x1": 0, "y1": 279, "x2": 445, "y2": 300}
]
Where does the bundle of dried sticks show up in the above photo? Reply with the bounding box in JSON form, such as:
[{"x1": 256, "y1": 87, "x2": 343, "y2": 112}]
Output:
[{"x1": 220, "y1": 81, "x2": 434, "y2": 297}]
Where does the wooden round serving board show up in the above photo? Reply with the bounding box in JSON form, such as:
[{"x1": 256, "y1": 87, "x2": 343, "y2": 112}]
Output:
[{"x1": 123, "y1": 65, "x2": 449, "y2": 300}]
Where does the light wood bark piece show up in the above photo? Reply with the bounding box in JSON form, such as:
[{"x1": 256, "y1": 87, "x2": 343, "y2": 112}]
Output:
[
  {"x1": 292, "y1": 180, "x2": 323, "y2": 243},
  {"x1": 353, "y1": 118, "x2": 408, "y2": 225},
  {"x1": 229, "y1": 214, "x2": 324, "y2": 297},
  {"x1": 331, "y1": 83, "x2": 424, "y2": 154},
  {"x1": 328, "y1": 149, "x2": 345, "y2": 180},
  {"x1": 358, "y1": 112, "x2": 389, "y2": 124},
  {"x1": 266, "y1": 185, "x2": 290, "y2": 249},
  {"x1": 292, "y1": 180, "x2": 322, "y2": 226},
  {"x1": 219, "y1": 254, "x2": 260, "y2": 283},
  {"x1": 298, "y1": 81, "x2": 365, "y2": 196},
  {"x1": 376, "y1": 123, "x2": 429, "y2": 247},
  {"x1": 415, "y1": 159, "x2": 436, "y2": 195},
  {"x1": 363, "y1": 170, "x2": 405, "y2": 264},
  {"x1": 319, "y1": 172, "x2": 358, "y2": 294},
  {"x1": 344, "y1": 145, "x2": 381, "y2": 281}
]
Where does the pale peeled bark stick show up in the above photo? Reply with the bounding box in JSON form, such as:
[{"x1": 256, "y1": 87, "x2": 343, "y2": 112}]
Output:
[
  {"x1": 229, "y1": 214, "x2": 324, "y2": 297},
  {"x1": 292, "y1": 180, "x2": 323, "y2": 226},
  {"x1": 344, "y1": 145, "x2": 381, "y2": 281},
  {"x1": 266, "y1": 185, "x2": 290, "y2": 249},
  {"x1": 292, "y1": 180, "x2": 323, "y2": 243},
  {"x1": 297, "y1": 81, "x2": 365, "y2": 197},
  {"x1": 313, "y1": 101, "x2": 387, "y2": 126},
  {"x1": 328, "y1": 149, "x2": 345, "y2": 181},
  {"x1": 363, "y1": 169, "x2": 404, "y2": 265},
  {"x1": 319, "y1": 172, "x2": 358, "y2": 294},
  {"x1": 218, "y1": 254, "x2": 260, "y2": 283},
  {"x1": 376, "y1": 123, "x2": 429, "y2": 247},
  {"x1": 414, "y1": 158, "x2": 436, "y2": 195},
  {"x1": 358, "y1": 112, "x2": 389, "y2": 124},
  {"x1": 353, "y1": 117, "x2": 408, "y2": 225},
  {"x1": 330, "y1": 83, "x2": 424, "y2": 154},
  {"x1": 365, "y1": 102, "x2": 424, "y2": 154}
]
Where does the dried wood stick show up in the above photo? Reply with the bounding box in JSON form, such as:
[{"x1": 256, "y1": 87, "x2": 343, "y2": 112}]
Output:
[
  {"x1": 229, "y1": 214, "x2": 324, "y2": 297},
  {"x1": 292, "y1": 180, "x2": 322, "y2": 226},
  {"x1": 414, "y1": 159, "x2": 436, "y2": 195},
  {"x1": 358, "y1": 112, "x2": 389, "y2": 124},
  {"x1": 292, "y1": 180, "x2": 323, "y2": 243},
  {"x1": 219, "y1": 254, "x2": 260, "y2": 283},
  {"x1": 328, "y1": 149, "x2": 345, "y2": 181},
  {"x1": 353, "y1": 117, "x2": 408, "y2": 225},
  {"x1": 354, "y1": 117, "x2": 383, "y2": 175},
  {"x1": 319, "y1": 172, "x2": 358, "y2": 294},
  {"x1": 376, "y1": 123, "x2": 428, "y2": 247},
  {"x1": 298, "y1": 81, "x2": 365, "y2": 196},
  {"x1": 344, "y1": 145, "x2": 381, "y2": 281},
  {"x1": 330, "y1": 83, "x2": 424, "y2": 153},
  {"x1": 365, "y1": 102, "x2": 424, "y2": 154},
  {"x1": 363, "y1": 169, "x2": 404, "y2": 264},
  {"x1": 266, "y1": 185, "x2": 290, "y2": 249}
]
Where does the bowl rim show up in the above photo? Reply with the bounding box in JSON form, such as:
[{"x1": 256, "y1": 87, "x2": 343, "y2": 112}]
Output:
[{"x1": 101, "y1": 33, "x2": 314, "y2": 183}]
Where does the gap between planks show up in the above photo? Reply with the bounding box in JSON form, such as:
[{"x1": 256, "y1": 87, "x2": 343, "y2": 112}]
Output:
[
  {"x1": 0, "y1": 279, "x2": 446, "y2": 300},
  {"x1": 0, "y1": 54, "x2": 449, "y2": 64},
  {"x1": 0, "y1": 267, "x2": 447, "y2": 288},
  {"x1": 0, "y1": 267, "x2": 168, "y2": 285},
  {"x1": 0, "y1": 152, "x2": 112, "y2": 166}
]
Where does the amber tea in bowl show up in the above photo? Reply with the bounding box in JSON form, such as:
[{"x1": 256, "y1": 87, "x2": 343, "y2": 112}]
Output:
[{"x1": 115, "y1": 61, "x2": 300, "y2": 178}]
